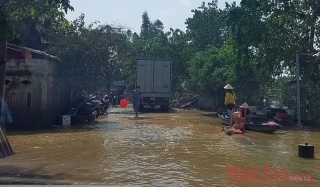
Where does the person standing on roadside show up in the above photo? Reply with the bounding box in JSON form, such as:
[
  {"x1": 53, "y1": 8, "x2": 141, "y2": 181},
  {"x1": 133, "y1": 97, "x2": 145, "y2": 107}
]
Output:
[
  {"x1": 128, "y1": 85, "x2": 143, "y2": 117},
  {"x1": 224, "y1": 84, "x2": 236, "y2": 119}
]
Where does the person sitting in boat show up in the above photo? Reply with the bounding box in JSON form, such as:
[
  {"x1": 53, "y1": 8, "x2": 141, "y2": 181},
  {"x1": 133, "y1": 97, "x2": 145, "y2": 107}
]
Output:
[
  {"x1": 231, "y1": 110, "x2": 244, "y2": 130},
  {"x1": 230, "y1": 103, "x2": 251, "y2": 131},
  {"x1": 240, "y1": 102, "x2": 252, "y2": 122},
  {"x1": 224, "y1": 84, "x2": 236, "y2": 118}
]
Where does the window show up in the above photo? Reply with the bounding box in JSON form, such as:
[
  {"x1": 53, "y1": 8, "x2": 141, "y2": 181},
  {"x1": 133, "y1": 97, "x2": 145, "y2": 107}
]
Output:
[
  {"x1": 21, "y1": 80, "x2": 32, "y2": 85},
  {"x1": 27, "y1": 93, "x2": 32, "y2": 109},
  {"x1": 5, "y1": 80, "x2": 12, "y2": 85}
]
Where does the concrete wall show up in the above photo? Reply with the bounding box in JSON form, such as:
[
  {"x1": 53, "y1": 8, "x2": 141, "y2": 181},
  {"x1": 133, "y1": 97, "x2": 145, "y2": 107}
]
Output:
[{"x1": 4, "y1": 59, "x2": 71, "y2": 129}]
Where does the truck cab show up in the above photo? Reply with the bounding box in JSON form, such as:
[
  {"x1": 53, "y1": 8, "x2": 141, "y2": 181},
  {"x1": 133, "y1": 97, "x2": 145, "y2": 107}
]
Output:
[{"x1": 109, "y1": 83, "x2": 126, "y2": 104}]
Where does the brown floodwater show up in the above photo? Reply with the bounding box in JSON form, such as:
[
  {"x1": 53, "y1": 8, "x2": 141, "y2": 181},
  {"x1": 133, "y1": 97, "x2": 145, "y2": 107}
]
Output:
[{"x1": 0, "y1": 106, "x2": 320, "y2": 186}]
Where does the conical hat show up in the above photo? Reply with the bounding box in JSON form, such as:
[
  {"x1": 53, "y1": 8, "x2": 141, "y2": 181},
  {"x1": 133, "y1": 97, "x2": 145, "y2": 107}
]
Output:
[
  {"x1": 240, "y1": 102, "x2": 250, "y2": 109},
  {"x1": 224, "y1": 84, "x2": 233, "y2": 89}
]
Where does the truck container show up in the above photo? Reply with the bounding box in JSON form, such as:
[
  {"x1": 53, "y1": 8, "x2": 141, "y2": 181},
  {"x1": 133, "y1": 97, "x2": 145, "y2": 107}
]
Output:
[{"x1": 136, "y1": 58, "x2": 172, "y2": 111}]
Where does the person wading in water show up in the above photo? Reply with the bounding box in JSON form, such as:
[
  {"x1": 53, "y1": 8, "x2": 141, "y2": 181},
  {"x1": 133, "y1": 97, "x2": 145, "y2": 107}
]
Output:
[
  {"x1": 224, "y1": 84, "x2": 236, "y2": 121},
  {"x1": 128, "y1": 85, "x2": 143, "y2": 117}
]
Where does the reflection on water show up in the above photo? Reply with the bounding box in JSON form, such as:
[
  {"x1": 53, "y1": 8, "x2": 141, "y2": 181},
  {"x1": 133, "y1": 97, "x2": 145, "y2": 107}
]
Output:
[{"x1": 0, "y1": 108, "x2": 319, "y2": 186}]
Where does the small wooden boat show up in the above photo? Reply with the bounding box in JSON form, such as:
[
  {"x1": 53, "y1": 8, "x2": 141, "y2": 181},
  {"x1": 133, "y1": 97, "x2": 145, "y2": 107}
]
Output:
[
  {"x1": 245, "y1": 121, "x2": 282, "y2": 133},
  {"x1": 218, "y1": 112, "x2": 282, "y2": 133},
  {"x1": 218, "y1": 112, "x2": 231, "y2": 125}
]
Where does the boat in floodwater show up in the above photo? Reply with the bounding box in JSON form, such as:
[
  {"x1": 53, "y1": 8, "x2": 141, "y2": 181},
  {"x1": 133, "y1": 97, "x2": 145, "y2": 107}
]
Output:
[{"x1": 218, "y1": 112, "x2": 282, "y2": 133}]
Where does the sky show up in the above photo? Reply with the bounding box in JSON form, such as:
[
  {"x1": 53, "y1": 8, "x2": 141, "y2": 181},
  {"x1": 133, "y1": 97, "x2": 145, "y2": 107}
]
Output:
[{"x1": 65, "y1": 0, "x2": 241, "y2": 33}]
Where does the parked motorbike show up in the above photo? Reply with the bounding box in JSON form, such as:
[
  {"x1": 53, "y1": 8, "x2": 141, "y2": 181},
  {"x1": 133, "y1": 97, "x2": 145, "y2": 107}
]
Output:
[
  {"x1": 67, "y1": 96, "x2": 100, "y2": 125},
  {"x1": 89, "y1": 95, "x2": 101, "y2": 117},
  {"x1": 89, "y1": 94, "x2": 109, "y2": 115}
]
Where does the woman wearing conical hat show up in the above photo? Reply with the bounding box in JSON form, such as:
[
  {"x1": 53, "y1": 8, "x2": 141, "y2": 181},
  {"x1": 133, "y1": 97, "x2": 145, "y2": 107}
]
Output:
[
  {"x1": 224, "y1": 84, "x2": 236, "y2": 112},
  {"x1": 240, "y1": 102, "x2": 252, "y2": 122},
  {"x1": 224, "y1": 84, "x2": 236, "y2": 125}
]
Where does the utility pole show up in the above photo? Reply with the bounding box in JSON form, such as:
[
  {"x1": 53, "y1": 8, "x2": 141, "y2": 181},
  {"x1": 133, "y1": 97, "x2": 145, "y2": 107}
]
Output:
[{"x1": 296, "y1": 52, "x2": 301, "y2": 129}]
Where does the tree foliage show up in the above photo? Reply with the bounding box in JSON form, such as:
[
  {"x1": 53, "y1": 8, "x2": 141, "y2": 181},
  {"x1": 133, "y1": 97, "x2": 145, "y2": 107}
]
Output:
[
  {"x1": 186, "y1": 0, "x2": 226, "y2": 50},
  {"x1": 1, "y1": 0, "x2": 73, "y2": 44},
  {"x1": 122, "y1": 1, "x2": 320, "y2": 123},
  {"x1": 46, "y1": 14, "x2": 129, "y2": 93},
  {"x1": 7, "y1": 0, "x2": 320, "y2": 124}
]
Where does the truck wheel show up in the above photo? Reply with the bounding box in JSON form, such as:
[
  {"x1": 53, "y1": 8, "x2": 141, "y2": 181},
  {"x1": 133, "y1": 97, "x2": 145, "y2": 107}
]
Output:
[
  {"x1": 138, "y1": 104, "x2": 144, "y2": 111},
  {"x1": 161, "y1": 105, "x2": 170, "y2": 112}
]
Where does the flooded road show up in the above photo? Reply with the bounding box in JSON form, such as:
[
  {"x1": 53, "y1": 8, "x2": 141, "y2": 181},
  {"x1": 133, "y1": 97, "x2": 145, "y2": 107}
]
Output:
[{"x1": 1, "y1": 106, "x2": 320, "y2": 186}]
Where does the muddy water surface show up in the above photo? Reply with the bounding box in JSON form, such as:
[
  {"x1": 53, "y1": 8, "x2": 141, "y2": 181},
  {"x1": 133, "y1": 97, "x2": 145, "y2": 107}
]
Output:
[{"x1": 0, "y1": 107, "x2": 320, "y2": 186}]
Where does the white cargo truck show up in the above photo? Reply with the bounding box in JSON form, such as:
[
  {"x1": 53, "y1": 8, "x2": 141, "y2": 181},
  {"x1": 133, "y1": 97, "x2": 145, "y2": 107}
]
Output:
[{"x1": 136, "y1": 58, "x2": 172, "y2": 111}]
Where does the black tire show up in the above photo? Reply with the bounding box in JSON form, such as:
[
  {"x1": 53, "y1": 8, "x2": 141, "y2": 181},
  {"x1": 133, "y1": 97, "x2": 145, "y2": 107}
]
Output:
[
  {"x1": 100, "y1": 107, "x2": 106, "y2": 115},
  {"x1": 161, "y1": 105, "x2": 170, "y2": 111},
  {"x1": 88, "y1": 111, "x2": 96, "y2": 122},
  {"x1": 93, "y1": 110, "x2": 99, "y2": 118},
  {"x1": 138, "y1": 104, "x2": 144, "y2": 112}
]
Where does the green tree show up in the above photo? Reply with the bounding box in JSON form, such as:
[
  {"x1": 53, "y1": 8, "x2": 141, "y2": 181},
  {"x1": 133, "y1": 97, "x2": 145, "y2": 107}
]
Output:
[
  {"x1": 185, "y1": 0, "x2": 226, "y2": 50},
  {"x1": 46, "y1": 14, "x2": 129, "y2": 94},
  {"x1": 121, "y1": 12, "x2": 171, "y2": 90},
  {"x1": 0, "y1": 0, "x2": 73, "y2": 42}
]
